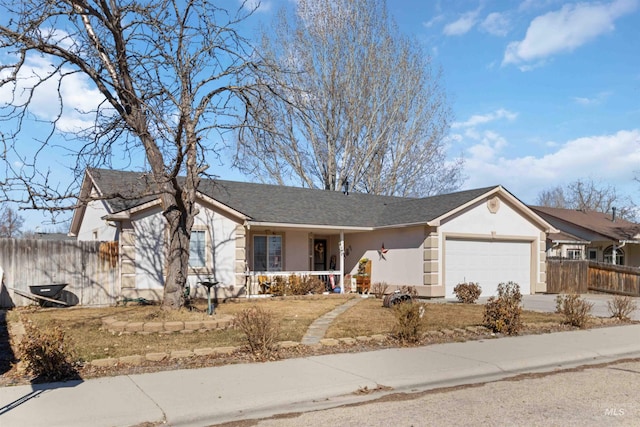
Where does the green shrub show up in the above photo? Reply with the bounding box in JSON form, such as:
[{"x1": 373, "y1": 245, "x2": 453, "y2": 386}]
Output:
[
  {"x1": 392, "y1": 302, "x2": 426, "y2": 343},
  {"x1": 18, "y1": 321, "x2": 79, "y2": 382},
  {"x1": 371, "y1": 282, "x2": 390, "y2": 299},
  {"x1": 607, "y1": 295, "x2": 637, "y2": 321},
  {"x1": 483, "y1": 282, "x2": 522, "y2": 335},
  {"x1": 453, "y1": 282, "x2": 482, "y2": 304},
  {"x1": 555, "y1": 294, "x2": 593, "y2": 328},
  {"x1": 235, "y1": 306, "x2": 280, "y2": 357}
]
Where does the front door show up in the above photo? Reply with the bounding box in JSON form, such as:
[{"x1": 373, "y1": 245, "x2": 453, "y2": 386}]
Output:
[{"x1": 313, "y1": 239, "x2": 327, "y2": 271}]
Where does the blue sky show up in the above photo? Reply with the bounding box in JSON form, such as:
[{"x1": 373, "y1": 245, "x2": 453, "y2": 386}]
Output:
[
  {"x1": 397, "y1": 0, "x2": 640, "y2": 203},
  {"x1": 247, "y1": 0, "x2": 640, "y2": 203},
  {"x1": 391, "y1": 0, "x2": 640, "y2": 203},
  {"x1": 3, "y1": 0, "x2": 640, "y2": 230}
]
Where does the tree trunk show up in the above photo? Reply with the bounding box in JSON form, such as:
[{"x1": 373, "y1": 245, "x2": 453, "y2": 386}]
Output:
[
  {"x1": 160, "y1": 172, "x2": 199, "y2": 308},
  {"x1": 162, "y1": 208, "x2": 190, "y2": 309}
]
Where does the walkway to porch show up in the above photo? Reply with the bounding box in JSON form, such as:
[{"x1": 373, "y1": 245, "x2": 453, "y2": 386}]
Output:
[{"x1": 300, "y1": 297, "x2": 365, "y2": 345}]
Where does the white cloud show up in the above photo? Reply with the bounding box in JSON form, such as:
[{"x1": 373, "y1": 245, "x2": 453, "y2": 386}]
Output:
[
  {"x1": 452, "y1": 108, "x2": 518, "y2": 129},
  {"x1": 481, "y1": 12, "x2": 511, "y2": 36},
  {"x1": 0, "y1": 55, "x2": 105, "y2": 132},
  {"x1": 240, "y1": 0, "x2": 272, "y2": 13},
  {"x1": 572, "y1": 91, "x2": 612, "y2": 106},
  {"x1": 443, "y1": 9, "x2": 480, "y2": 36},
  {"x1": 423, "y1": 14, "x2": 444, "y2": 28},
  {"x1": 503, "y1": 0, "x2": 638, "y2": 67},
  {"x1": 461, "y1": 129, "x2": 640, "y2": 203},
  {"x1": 466, "y1": 130, "x2": 509, "y2": 161}
]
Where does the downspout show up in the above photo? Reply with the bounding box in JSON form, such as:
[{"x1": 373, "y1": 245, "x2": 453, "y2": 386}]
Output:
[{"x1": 339, "y1": 230, "x2": 345, "y2": 294}]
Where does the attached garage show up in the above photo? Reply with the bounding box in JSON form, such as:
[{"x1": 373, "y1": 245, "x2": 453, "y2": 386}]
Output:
[{"x1": 444, "y1": 238, "x2": 532, "y2": 298}]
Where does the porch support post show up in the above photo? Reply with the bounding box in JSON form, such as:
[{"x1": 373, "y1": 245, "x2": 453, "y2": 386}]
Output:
[{"x1": 339, "y1": 230, "x2": 345, "y2": 294}]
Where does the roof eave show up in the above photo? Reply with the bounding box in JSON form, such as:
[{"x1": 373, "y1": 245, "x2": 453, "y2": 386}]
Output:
[
  {"x1": 246, "y1": 221, "x2": 373, "y2": 232},
  {"x1": 375, "y1": 221, "x2": 431, "y2": 230},
  {"x1": 69, "y1": 170, "x2": 99, "y2": 236}
]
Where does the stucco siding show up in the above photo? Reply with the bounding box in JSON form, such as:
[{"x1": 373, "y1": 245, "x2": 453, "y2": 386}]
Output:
[
  {"x1": 76, "y1": 199, "x2": 117, "y2": 241},
  {"x1": 132, "y1": 210, "x2": 166, "y2": 289},
  {"x1": 625, "y1": 245, "x2": 640, "y2": 267},
  {"x1": 286, "y1": 230, "x2": 311, "y2": 271},
  {"x1": 345, "y1": 227, "x2": 424, "y2": 286},
  {"x1": 129, "y1": 201, "x2": 241, "y2": 291},
  {"x1": 192, "y1": 205, "x2": 239, "y2": 286},
  {"x1": 439, "y1": 197, "x2": 542, "y2": 237}
]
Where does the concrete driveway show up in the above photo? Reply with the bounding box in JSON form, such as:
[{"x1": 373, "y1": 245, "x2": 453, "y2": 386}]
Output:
[
  {"x1": 522, "y1": 293, "x2": 640, "y2": 321},
  {"x1": 432, "y1": 293, "x2": 640, "y2": 321}
]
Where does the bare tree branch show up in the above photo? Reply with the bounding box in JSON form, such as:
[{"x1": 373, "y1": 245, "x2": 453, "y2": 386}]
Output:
[
  {"x1": 0, "y1": 0, "x2": 270, "y2": 308},
  {"x1": 235, "y1": 0, "x2": 463, "y2": 196},
  {"x1": 536, "y1": 178, "x2": 637, "y2": 221}
]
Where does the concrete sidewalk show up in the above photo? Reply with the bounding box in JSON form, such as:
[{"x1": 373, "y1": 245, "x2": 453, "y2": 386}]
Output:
[{"x1": 1, "y1": 324, "x2": 639, "y2": 427}]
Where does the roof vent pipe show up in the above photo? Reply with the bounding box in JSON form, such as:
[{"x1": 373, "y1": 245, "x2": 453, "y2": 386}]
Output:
[
  {"x1": 612, "y1": 207, "x2": 616, "y2": 222},
  {"x1": 342, "y1": 180, "x2": 349, "y2": 196}
]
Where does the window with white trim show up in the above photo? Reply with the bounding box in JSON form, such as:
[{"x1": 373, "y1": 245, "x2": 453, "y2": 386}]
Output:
[
  {"x1": 253, "y1": 235, "x2": 282, "y2": 271},
  {"x1": 604, "y1": 246, "x2": 624, "y2": 265},
  {"x1": 189, "y1": 230, "x2": 206, "y2": 268},
  {"x1": 588, "y1": 248, "x2": 597, "y2": 261},
  {"x1": 566, "y1": 249, "x2": 582, "y2": 260}
]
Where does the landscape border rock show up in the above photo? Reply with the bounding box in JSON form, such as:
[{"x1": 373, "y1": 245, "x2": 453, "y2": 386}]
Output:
[{"x1": 101, "y1": 315, "x2": 235, "y2": 334}]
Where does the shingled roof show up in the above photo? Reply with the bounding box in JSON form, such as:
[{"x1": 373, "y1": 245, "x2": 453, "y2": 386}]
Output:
[
  {"x1": 530, "y1": 206, "x2": 640, "y2": 242},
  {"x1": 87, "y1": 168, "x2": 499, "y2": 228}
]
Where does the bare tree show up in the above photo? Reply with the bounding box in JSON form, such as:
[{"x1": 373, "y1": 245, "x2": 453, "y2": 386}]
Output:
[
  {"x1": 0, "y1": 206, "x2": 24, "y2": 238},
  {"x1": 536, "y1": 179, "x2": 636, "y2": 220},
  {"x1": 235, "y1": 0, "x2": 463, "y2": 197},
  {"x1": 0, "y1": 0, "x2": 267, "y2": 309},
  {"x1": 536, "y1": 186, "x2": 567, "y2": 209}
]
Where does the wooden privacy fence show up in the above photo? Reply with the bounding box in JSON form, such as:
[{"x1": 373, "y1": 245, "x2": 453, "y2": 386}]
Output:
[
  {"x1": 0, "y1": 238, "x2": 119, "y2": 308},
  {"x1": 546, "y1": 258, "x2": 640, "y2": 296}
]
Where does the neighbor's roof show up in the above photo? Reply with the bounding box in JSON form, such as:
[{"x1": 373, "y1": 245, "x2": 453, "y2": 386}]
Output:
[
  {"x1": 530, "y1": 206, "x2": 640, "y2": 242},
  {"x1": 547, "y1": 229, "x2": 589, "y2": 244},
  {"x1": 85, "y1": 168, "x2": 510, "y2": 229}
]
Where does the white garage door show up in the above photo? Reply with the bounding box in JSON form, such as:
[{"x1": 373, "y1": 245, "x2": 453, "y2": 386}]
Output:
[{"x1": 445, "y1": 239, "x2": 531, "y2": 298}]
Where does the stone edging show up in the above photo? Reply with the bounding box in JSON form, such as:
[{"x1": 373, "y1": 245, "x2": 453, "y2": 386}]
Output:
[
  {"x1": 90, "y1": 322, "x2": 623, "y2": 367},
  {"x1": 101, "y1": 315, "x2": 235, "y2": 334},
  {"x1": 88, "y1": 334, "x2": 391, "y2": 367}
]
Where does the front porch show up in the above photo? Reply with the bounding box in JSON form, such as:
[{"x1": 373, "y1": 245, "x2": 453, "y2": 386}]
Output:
[
  {"x1": 246, "y1": 270, "x2": 345, "y2": 296},
  {"x1": 243, "y1": 224, "x2": 367, "y2": 296}
]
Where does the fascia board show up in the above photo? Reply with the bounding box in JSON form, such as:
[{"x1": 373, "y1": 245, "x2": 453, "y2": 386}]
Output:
[{"x1": 246, "y1": 221, "x2": 372, "y2": 232}]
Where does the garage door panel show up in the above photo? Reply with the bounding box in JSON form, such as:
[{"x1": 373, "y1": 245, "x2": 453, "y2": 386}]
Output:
[{"x1": 445, "y1": 239, "x2": 531, "y2": 298}]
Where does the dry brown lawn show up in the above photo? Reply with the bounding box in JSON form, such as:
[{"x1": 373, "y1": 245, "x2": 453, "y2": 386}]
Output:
[
  {"x1": 326, "y1": 298, "x2": 564, "y2": 338},
  {"x1": 9, "y1": 295, "x2": 353, "y2": 361},
  {"x1": 7, "y1": 295, "x2": 570, "y2": 362}
]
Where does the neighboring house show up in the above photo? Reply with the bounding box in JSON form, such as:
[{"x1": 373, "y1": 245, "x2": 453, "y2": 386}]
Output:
[
  {"x1": 69, "y1": 168, "x2": 557, "y2": 300},
  {"x1": 530, "y1": 206, "x2": 640, "y2": 266}
]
